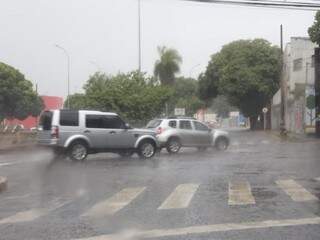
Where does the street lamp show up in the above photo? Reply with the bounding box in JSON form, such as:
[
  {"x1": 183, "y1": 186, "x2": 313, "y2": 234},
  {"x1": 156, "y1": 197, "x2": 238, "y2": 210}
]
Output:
[
  {"x1": 90, "y1": 61, "x2": 101, "y2": 72},
  {"x1": 55, "y1": 44, "x2": 70, "y2": 109},
  {"x1": 138, "y1": 0, "x2": 141, "y2": 72}
]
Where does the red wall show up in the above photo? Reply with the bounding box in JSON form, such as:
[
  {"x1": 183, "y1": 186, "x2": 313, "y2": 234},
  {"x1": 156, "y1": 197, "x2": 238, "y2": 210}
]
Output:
[{"x1": 5, "y1": 95, "x2": 63, "y2": 129}]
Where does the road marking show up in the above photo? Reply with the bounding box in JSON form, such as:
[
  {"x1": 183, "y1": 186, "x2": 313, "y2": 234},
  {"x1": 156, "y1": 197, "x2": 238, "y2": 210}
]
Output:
[
  {"x1": 0, "y1": 199, "x2": 69, "y2": 225},
  {"x1": 0, "y1": 162, "x2": 14, "y2": 167},
  {"x1": 74, "y1": 217, "x2": 320, "y2": 240},
  {"x1": 315, "y1": 177, "x2": 320, "y2": 181},
  {"x1": 158, "y1": 184, "x2": 199, "y2": 210},
  {"x1": 82, "y1": 187, "x2": 146, "y2": 217},
  {"x1": 228, "y1": 180, "x2": 255, "y2": 205},
  {"x1": 276, "y1": 179, "x2": 318, "y2": 202}
]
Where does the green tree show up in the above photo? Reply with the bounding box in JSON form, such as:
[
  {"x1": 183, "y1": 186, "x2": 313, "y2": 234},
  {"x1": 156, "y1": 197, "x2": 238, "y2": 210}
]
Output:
[
  {"x1": 67, "y1": 71, "x2": 173, "y2": 123},
  {"x1": 210, "y1": 95, "x2": 237, "y2": 118},
  {"x1": 201, "y1": 39, "x2": 281, "y2": 129},
  {"x1": 154, "y1": 46, "x2": 182, "y2": 85},
  {"x1": 0, "y1": 62, "x2": 43, "y2": 122},
  {"x1": 169, "y1": 77, "x2": 205, "y2": 116},
  {"x1": 308, "y1": 11, "x2": 320, "y2": 45},
  {"x1": 198, "y1": 56, "x2": 219, "y2": 105}
]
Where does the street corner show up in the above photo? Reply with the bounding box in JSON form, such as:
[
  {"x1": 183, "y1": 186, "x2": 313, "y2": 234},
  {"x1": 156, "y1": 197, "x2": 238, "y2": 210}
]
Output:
[{"x1": 0, "y1": 176, "x2": 8, "y2": 192}]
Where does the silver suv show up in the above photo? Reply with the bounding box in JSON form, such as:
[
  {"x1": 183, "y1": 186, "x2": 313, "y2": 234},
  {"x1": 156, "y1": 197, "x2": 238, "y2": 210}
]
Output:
[
  {"x1": 37, "y1": 110, "x2": 158, "y2": 161},
  {"x1": 146, "y1": 117, "x2": 229, "y2": 153}
]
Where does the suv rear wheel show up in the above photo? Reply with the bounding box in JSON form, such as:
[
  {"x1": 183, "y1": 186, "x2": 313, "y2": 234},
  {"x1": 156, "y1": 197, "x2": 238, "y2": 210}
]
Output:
[
  {"x1": 166, "y1": 138, "x2": 181, "y2": 154},
  {"x1": 138, "y1": 140, "x2": 156, "y2": 159},
  {"x1": 68, "y1": 140, "x2": 88, "y2": 161}
]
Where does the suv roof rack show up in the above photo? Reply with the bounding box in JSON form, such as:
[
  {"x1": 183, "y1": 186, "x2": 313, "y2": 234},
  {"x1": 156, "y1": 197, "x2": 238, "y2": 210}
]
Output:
[{"x1": 167, "y1": 116, "x2": 196, "y2": 120}]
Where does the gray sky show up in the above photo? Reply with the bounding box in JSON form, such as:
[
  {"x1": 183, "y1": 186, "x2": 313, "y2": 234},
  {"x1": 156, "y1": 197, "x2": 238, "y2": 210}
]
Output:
[{"x1": 0, "y1": 0, "x2": 316, "y2": 98}]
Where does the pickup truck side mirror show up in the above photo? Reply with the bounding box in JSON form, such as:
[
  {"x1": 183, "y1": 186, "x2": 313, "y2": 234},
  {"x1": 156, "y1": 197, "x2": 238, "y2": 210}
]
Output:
[{"x1": 124, "y1": 123, "x2": 131, "y2": 129}]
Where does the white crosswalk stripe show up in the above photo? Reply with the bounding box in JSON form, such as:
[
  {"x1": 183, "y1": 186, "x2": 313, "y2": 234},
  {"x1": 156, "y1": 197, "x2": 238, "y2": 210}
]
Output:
[
  {"x1": 158, "y1": 184, "x2": 199, "y2": 210},
  {"x1": 276, "y1": 179, "x2": 318, "y2": 202},
  {"x1": 82, "y1": 187, "x2": 146, "y2": 218},
  {"x1": 0, "y1": 199, "x2": 69, "y2": 225},
  {"x1": 228, "y1": 180, "x2": 255, "y2": 205}
]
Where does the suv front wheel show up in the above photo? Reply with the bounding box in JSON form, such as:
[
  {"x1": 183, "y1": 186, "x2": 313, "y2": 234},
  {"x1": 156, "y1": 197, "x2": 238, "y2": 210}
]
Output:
[
  {"x1": 68, "y1": 140, "x2": 88, "y2": 161},
  {"x1": 138, "y1": 140, "x2": 156, "y2": 159}
]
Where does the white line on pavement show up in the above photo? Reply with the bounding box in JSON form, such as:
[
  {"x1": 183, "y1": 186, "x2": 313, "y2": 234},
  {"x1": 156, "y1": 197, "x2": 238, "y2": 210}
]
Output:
[
  {"x1": 0, "y1": 198, "x2": 71, "y2": 225},
  {"x1": 228, "y1": 180, "x2": 255, "y2": 205},
  {"x1": 158, "y1": 184, "x2": 199, "y2": 210},
  {"x1": 276, "y1": 179, "x2": 318, "y2": 202},
  {"x1": 315, "y1": 177, "x2": 320, "y2": 181},
  {"x1": 0, "y1": 162, "x2": 14, "y2": 167},
  {"x1": 82, "y1": 187, "x2": 146, "y2": 218},
  {"x1": 73, "y1": 217, "x2": 320, "y2": 240}
]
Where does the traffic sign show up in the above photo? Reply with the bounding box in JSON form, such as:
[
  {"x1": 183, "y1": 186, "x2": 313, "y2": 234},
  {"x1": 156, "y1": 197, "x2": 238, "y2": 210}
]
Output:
[
  {"x1": 262, "y1": 107, "x2": 268, "y2": 113},
  {"x1": 174, "y1": 108, "x2": 185, "y2": 116}
]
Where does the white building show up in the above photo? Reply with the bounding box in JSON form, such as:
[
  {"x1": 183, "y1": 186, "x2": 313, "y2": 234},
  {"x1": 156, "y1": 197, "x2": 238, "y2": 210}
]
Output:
[{"x1": 271, "y1": 37, "x2": 317, "y2": 133}]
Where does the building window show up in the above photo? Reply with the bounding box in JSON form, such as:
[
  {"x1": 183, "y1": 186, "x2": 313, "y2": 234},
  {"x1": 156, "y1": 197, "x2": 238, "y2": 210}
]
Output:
[{"x1": 293, "y1": 58, "x2": 302, "y2": 71}]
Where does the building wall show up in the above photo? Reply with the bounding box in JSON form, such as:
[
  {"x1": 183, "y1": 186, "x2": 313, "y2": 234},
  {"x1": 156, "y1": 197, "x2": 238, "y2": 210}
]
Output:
[
  {"x1": 5, "y1": 95, "x2": 63, "y2": 129},
  {"x1": 271, "y1": 37, "x2": 317, "y2": 133}
]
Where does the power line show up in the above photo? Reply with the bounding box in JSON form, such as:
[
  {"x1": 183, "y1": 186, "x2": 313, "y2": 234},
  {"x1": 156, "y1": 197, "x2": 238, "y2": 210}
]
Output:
[{"x1": 184, "y1": 0, "x2": 320, "y2": 10}]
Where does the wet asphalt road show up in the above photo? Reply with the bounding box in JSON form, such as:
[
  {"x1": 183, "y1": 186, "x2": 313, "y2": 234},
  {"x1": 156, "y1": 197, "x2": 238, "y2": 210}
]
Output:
[{"x1": 0, "y1": 129, "x2": 319, "y2": 240}]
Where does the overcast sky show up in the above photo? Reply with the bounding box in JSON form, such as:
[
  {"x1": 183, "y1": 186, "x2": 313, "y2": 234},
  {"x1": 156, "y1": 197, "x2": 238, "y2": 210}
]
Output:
[{"x1": 0, "y1": 0, "x2": 316, "y2": 98}]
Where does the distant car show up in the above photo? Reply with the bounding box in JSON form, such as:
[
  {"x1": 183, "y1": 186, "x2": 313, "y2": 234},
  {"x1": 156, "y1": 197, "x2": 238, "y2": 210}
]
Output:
[
  {"x1": 146, "y1": 117, "x2": 230, "y2": 154},
  {"x1": 37, "y1": 110, "x2": 159, "y2": 161}
]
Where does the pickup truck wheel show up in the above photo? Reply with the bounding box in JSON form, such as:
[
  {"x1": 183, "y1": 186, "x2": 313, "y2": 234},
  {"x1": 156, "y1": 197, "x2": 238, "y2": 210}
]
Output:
[
  {"x1": 68, "y1": 141, "x2": 88, "y2": 161},
  {"x1": 215, "y1": 137, "x2": 228, "y2": 151},
  {"x1": 166, "y1": 138, "x2": 181, "y2": 154},
  {"x1": 138, "y1": 141, "x2": 156, "y2": 159}
]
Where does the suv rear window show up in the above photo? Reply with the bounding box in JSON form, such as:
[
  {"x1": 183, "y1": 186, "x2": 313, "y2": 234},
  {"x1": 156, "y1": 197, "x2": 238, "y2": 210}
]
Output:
[
  {"x1": 59, "y1": 110, "x2": 79, "y2": 126},
  {"x1": 146, "y1": 119, "x2": 162, "y2": 128},
  {"x1": 39, "y1": 111, "x2": 53, "y2": 130}
]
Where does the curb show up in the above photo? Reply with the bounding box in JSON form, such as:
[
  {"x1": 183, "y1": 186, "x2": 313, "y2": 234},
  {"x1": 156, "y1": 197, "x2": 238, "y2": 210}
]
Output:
[{"x1": 0, "y1": 176, "x2": 8, "y2": 192}]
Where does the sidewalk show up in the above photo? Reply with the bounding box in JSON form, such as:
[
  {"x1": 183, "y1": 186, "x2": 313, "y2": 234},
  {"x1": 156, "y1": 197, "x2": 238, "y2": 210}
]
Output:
[{"x1": 268, "y1": 130, "x2": 320, "y2": 143}]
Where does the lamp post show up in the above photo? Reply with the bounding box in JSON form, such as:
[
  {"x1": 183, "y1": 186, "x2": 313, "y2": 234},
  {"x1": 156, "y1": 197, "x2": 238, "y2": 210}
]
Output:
[
  {"x1": 55, "y1": 44, "x2": 70, "y2": 109},
  {"x1": 138, "y1": 0, "x2": 141, "y2": 72}
]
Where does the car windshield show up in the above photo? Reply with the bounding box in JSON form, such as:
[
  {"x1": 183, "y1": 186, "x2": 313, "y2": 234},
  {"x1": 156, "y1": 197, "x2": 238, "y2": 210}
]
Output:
[
  {"x1": 1, "y1": 1, "x2": 320, "y2": 240},
  {"x1": 146, "y1": 119, "x2": 162, "y2": 128}
]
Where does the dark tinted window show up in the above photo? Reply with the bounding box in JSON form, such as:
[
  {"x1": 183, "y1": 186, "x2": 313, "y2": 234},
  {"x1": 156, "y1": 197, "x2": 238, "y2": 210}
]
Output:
[
  {"x1": 39, "y1": 111, "x2": 53, "y2": 130},
  {"x1": 179, "y1": 120, "x2": 192, "y2": 130},
  {"x1": 86, "y1": 115, "x2": 125, "y2": 129},
  {"x1": 60, "y1": 110, "x2": 79, "y2": 126},
  {"x1": 193, "y1": 121, "x2": 209, "y2": 131},
  {"x1": 146, "y1": 119, "x2": 162, "y2": 128},
  {"x1": 168, "y1": 120, "x2": 177, "y2": 128}
]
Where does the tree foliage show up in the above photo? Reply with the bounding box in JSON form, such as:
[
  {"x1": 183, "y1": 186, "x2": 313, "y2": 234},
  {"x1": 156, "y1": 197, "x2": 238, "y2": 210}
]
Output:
[
  {"x1": 67, "y1": 71, "x2": 173, "y2": 121},
  {"x1": 198, "y1": 56, "x2": 219, "y2": 104},
  {"x1": 199, "y1": 39, "x2": 281, "y2": 125},
  {"x1": 170, "y1": 77, "x2": 205, "y2": 116},
  {"x1": 210, "y1": 95, "x2": 237, "y2": 118},
  {"x1": 0, "y1": 62, "x2": 43, "y2": 121},
  {"x1": 308, "y1": 11, "x2": 320, "y2": 46},
  {"x1": 154, "y1": 46, "x2": 182, "y2": 85}
]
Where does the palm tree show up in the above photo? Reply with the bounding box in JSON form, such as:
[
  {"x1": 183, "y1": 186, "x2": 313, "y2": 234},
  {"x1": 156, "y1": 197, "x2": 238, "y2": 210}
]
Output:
[{"x1": 154, "y1": 46, "x2": 182, "y2": 85}]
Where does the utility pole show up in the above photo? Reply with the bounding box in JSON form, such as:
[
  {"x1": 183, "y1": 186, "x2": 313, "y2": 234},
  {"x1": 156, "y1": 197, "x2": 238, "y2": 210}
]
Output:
[
  {"x1": 138, "y1": 0, "x2": 142, "y2": 72},
  {"x1": 55, "y1": 44, "x2": 70, "y2": 109},
  {"x1": 280, "y1": 24, "x2": 286, "y2": 135}
]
